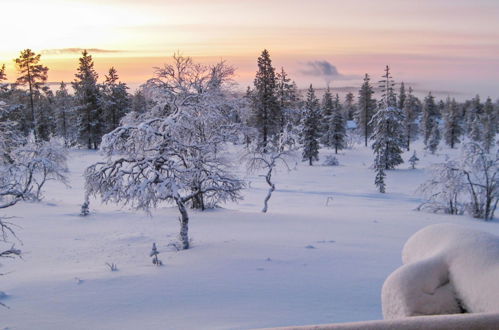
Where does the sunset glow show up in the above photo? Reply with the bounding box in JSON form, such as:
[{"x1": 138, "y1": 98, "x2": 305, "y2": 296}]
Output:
[{"x1": 2, "y1": 0, "x2": 498, "y2": 98}]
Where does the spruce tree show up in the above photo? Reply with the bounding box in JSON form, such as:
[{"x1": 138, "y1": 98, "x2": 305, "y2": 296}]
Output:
[
  {"x1": 72, "y1": 50, "x2": 102, "y2": 149},
  {"x1": 421, "y1": 92, "x2": 438, "y2": 146},
  {"x1": 427, "y1": 123, "x2": 441, "y2": 154},
  {"x1": 402, "y1": 86, "x2": 420, "y2": 150},
  {"x1": 443, "y1": 98, "x2": 462, "y2": 149},
  {"x1": 408, "y1": 151, "x2": 419, "y2": 169},
  {"x1": 14, "y1": 49, "x2": 49, "y2": 141},
  {"x1": 301, "y1": 85, "x2": 320, "y2": 165},
  {"x1": 251, "y1": 49, "x2": 281, "y2": 152},
  {"x1": 482, "y1": 97, "x2": 497, "y2": 152},
  {"x1": 101, "y1": 67, "x2": 130, "y2": 133},
  {"x1": 356, "y1": 74, "x2": 376, "y2": 147},
  {"x1": 54, "y1": 82, "x2": 75, "y2": 146},
  {"x1": 374, "y1": 164, "x2": 386, "y2": 193},
  {"x1": 371, "y1": 65, "x2": 405, "y2": 172},
  {"x1": 276, "y1": 67, "x2": 298, "y2": 131},
  {"x1": 398, "y1": 82, "x2": 406, "y2": 111},
  {"x1": 330, "y1": 94, "x2": 346, "y2": 154},
  {"x1": 320, "y1": 87, "x2": 334, "y2": 146},
  {"x1": 344, "y1": 92, "x2": 356, "y2": 120}
]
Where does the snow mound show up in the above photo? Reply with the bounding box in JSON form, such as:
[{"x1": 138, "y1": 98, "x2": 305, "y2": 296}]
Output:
[{"x1": 382, "y1": 223, "x2": 499, "y2": 319}]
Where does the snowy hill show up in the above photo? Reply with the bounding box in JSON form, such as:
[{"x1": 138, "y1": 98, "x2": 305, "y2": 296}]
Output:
[{"x1": 1, "y1": 143, "x2": 497, "y2": 330}]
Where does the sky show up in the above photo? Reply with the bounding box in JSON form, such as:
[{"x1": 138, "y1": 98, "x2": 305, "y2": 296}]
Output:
[{"x1": 1, "y1": 0, "x2": 498, "y2": 99}]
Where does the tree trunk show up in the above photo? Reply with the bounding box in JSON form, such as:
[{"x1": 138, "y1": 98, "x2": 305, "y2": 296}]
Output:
[
  {"x1": 262, "y1": 170, "x2": 275, "y2": 213},
  {"x1": 176, "y1": 198, "x2": 190, "y2": 249}
]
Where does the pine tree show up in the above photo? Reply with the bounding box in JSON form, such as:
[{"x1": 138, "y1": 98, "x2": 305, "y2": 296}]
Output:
[
  {"x1": 301, "y1": 85, "x2": 320, "y2": 165},
  {"x1": 54, "y1": 82, "x2": 75, "y2": 146},
  {"x1": 482, "y1": 97, "x2": 497, "y2": 152},
  {"x1": 14, "y1": 49, "x2": 49, "y2": 141},
  {"x1": 251, "y1": 49, "x2": 281, "y2": 152},
  {"x1": 72, "y1": 50, "x2": 102, "y2": 149},
  {"x1": 371, "y1": 66, "x2": 405, "y2": 171},
  {"x1": 465, "y1": 95, "x2": 483, "y2": 135},
  {"x1": 443, "y1": 98, "x2": 462, "y2": 149},
  {"x1": 344, "y1": 92, "x2": 356, "y2": 120},
  {"x1": 375, "y1": 165, "x2": 386, "y2": 193},
  {"x1": 409, "y1": 151, "x2": 419, "y2": 169},
  {"x1": 320, "y1": 87, "x2": 334, "y2": 146},
  {"x1": 356, "y1": 74, "x2": 376, "y2": 147},
  {"x1": 330, "y1": 94, "x2": 346, "y2": 154},
  {"x1": 421, "y1": 92, "x2": 438, "y2": 146},
  {"x1": 378, "y1": 65, "x2": 397, "y2": 109},
  {"x1": 402, "y1": 86, "x2": 420, "y2": 150},
  {"x1": 427, "y1": 123, "x2": 441, "y2": 154},
  {"x1": 276, "y1": 67, "x2": 298, "y2": 131},
  {"x1": 101, "y1": 67, "x2": 130, "y2": 133},
  {"x1": 398, "y1": 82, "x2": 406, "y2": 111}
]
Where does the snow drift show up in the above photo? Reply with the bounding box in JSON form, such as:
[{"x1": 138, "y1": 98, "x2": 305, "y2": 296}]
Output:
[{"x1": 382, "y1": 223, "x2": 499, "y2": 319}]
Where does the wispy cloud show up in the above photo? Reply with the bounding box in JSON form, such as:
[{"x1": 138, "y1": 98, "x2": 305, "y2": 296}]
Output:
[
  {"x1": 41, "y1": 48, "x2": 125, "y2": 55},
  {"x1": 299, "y1": 60, "x2": 358, "y2": 84}
]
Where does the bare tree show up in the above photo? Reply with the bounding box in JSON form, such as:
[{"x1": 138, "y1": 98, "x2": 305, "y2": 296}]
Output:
[{"x1": 244, "y1": 132, "x2": 296, "y2": 213}]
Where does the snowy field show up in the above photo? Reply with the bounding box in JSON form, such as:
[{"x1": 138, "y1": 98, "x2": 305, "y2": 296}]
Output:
[{"x1": 1, "y1": 143, "x2": 498, "y2": 330}]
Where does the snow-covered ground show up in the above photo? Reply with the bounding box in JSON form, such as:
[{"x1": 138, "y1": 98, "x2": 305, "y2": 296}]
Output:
[{"x1": 1, "y1": 143, "x2": 497, "y2": 330}]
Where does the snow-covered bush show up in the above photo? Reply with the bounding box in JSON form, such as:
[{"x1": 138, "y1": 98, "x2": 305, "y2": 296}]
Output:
[
  {"x1": 382, "y1": 224, "x2": 499, "y2": 319},
  {"x1": 322, "y1": 155, "x2": 339, "y2": 166},
  {"x1": 418, "y1": 143, "x2": 498, "y2": 220}
]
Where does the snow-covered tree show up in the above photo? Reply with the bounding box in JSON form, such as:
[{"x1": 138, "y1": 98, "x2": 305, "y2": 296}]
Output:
[
  {"x1": 320, "y1": 87, "x2": 334, "y2": 146},
  {"x1": 421, "y1": 92, "x2": 439, "y2": 146},
  {"x1": 72, "y1": 50, "x2": 103, "y2": 149},
  {"x1": 443, "y1": 98, "x2": 462, "y2": 149},
  {"x1": 371, "y1": 66, "x2": 405, "y2": 172},
  {"x1": 301, "y1": 85, "x2": 321, "y2": 165},
  {"x1": 250, "y1": 49, "x2": 281, "y2": 152},
  {"x1": 276, "y1": 67, "x2": 299, "y2": 131},
  {"x1": 245, "y1": 131, "x2": 296, "y2": 213},
  {"x1": 14, "y1": 49, "x2": 49, "y2": 141},
  {"x1": 482, "y1": 97, "x2": 497, "y2": 153},
  {"x1": 54, "y1": 82, "x2": 76, "y2": 146},
  {"x1": 344, "y1": 92, "x2": 356, "y2": 121},
  {"x1": 402, "y1": 86, "x2": 420, "y2": 151},
  {"x1": 85, "y1": 55, "x2": 244, "y2": 249},
  {"x1": 356, "y1": 74, "x2": 377, "y2": 147},
  {"x1": 329, "y1": 94, "x2": 346, "y2": 154},
  {"x1": 417, "y1": 159, "x2": 466, "y2": 215},
  {"x1": 375, "y1": 165, "x2": 386, "y2": 193},
  {"x1": 409, "y1": 151, "x2": 419, "y2": 169},
  {"x1": 100, "y1": 67, "x2": 130, "y2": 133},
  {"x1": 398, "y1": 82, "x2": 406, "y2": 111},
  {"x1": 427, "y1": 122, "x2": 441, "y2": 154}
]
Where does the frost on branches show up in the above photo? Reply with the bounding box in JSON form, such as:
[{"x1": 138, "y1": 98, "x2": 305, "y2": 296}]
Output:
[
  {"x1": 85, "y1": 54, "x2": 244, "y2": 250},
  {"x1": 418, "y1": 143, "x2": 498, "y2": 220}
]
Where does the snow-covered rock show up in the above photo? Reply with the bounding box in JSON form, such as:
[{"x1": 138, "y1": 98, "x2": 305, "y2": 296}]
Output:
[{"x1": 382, "y1": 223, "x2": 499, "y2": 319}]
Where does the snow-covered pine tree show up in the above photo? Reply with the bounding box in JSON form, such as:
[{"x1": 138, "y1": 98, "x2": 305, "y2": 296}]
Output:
[
  {"x1": 443, "y1": 98, "x2": 462, "y2": 149},
  {"x1": 320, "y1": 87, "x2": 334, "y2": 146},
  {"x1": 276, "y1": 67, "x2": 299, "y2": 132},
  {"x1": 402, "y1": 86, "x2": 420, "y2": 151},
  {"x1": 344, "y1": 92, "x2": 356, "y2": 121},
  {"x1": 421, "y1": 92, "x2": 439, "y2": 147},
  {"x1": 398, "y1": 82, "x2": 406, "y2": 111},
  {"x1": 330, "y1": 94, "x2": 346, "y2": 154},
  {"x1": 251, "y1": 50, "x2": 281, "y2": 152},
  {"x1": 72, "y1": 50, "x2": 103, "y2": 149},
  {"x1": 371, "y1": 66, "x2": 405, "y2": 174},
  {"x1": 482, "y1": 97, "x2": 497, "y2": 153},
  {"x1": 54, "y1": 82, "x2": 75, "y2": 146},
  {"x1": 35, "y1": 86, "x2": 56, "y2": 142},
  {"x1": 150, "y1": 243, "x2": 162, "y2": 266},
  {"x1": 355, "y1": 74, "x2": 377, "y2": 147},
  {"x1": 374, "y1": 164, "x2": 386, "y2": 193},
  {"x1": 301, "y1": 85, "x2": 321, "y2": 165},
  {"x1": 427, "y1": 122, "x2": 441, "y2": 154},
  {"x1": 465, "y1": 95, "x2": 483, "y2": 135},
  {"x1": 409, "y1": 151, "x2": 419, "y2": 169},
  {"x1": 14, "y1": 49, "x2": 49, "y2": 141},
  {"x1": 469, "y1": 112, "x2": 483, "y2": 143},
  {"x1": 101, "y1": 67, "x2": 131, "y2": 133}
]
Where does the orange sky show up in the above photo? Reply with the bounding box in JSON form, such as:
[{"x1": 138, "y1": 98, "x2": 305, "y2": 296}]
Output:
[{"x1": 1, "y1": 0, "x2": 498, "y2": 99}]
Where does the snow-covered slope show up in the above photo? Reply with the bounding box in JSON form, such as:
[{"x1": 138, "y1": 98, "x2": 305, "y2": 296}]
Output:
[{"x1": 1, "y1": 144, "x2": 497, "y2": 329}]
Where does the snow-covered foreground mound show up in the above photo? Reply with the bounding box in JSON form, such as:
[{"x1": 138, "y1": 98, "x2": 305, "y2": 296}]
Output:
[
  {"x1": 382, "y1": 224, "x2": 499, "y2": 319},
  {"x1": 1, "y1": 145, "x2": 498, "y2": 329}
]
